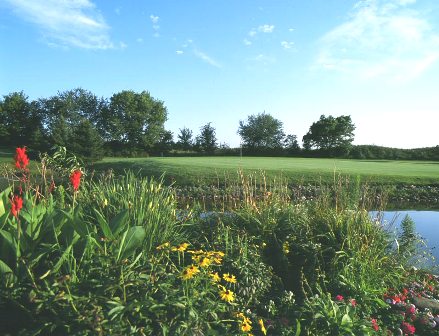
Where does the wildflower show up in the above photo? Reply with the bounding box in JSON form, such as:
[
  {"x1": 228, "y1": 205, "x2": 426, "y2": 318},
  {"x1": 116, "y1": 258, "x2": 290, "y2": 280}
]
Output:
[
  {"x1": 14, "y1": 147, "x2": 29, "y2": 170},
  {"x1": 350, "y1": 299, "x2": 357, "y2": 307},
  {"x1": 219, "y1": 286, "x2": 235, "y2": 302},
  {"x1": 406, "y1": 304, "x2": 416, "y2": 315},
  {"x1": 401, "y1": 321, "x2": 415, "y2": 335},
  {"x1": 173, "y1": 242, "x2": 189, "y2": 252},
  {"x1": 210, "y1": 272, "x2": 221, "y2": 283},
  {"x1": 259, "y1": 319, "x2": 267, "y2": 335},
  {"x1": 70, "y1": 170, "x2": 82, "y2": 191},
  {"x1": 335, "y1": 295, "x2": 344, "y2": 301},
  {"x1": 181, "y1": 265, "x2": 200, "y2": 280},
  {"x1": 241, "y1": 321, "x2": 252, "y2": 332},
  {"x1": 156, "y1": 242, "x2": 170, "y2": 250},
  {"x1": 10, "y1": 195, "x2": 23, "y2": 218},
  {"x1": 199, "y1": 257, "x2": 212, "y2": 268},
  {"x1": 223, "y1": 273, "x2": 237, "y2": 284},
  {"x1": 371, "y1": 318, "x2": 379, "y2": 331}
]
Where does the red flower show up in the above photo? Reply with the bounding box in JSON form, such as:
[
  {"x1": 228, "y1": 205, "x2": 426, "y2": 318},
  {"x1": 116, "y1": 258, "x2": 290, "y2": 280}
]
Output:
[
  {"x1": 335, "y1": 295, "x2": 344, "y2": 301},
  {"x1": 371, "y1": 319, "x2": 379, "y2": 331},
  {"x1": 14, "y1": 147, "x2": 30, "y2": 170},
  {"x1": 11, "y1": 195, "x2": 23, "y2": 218},
  {"x1": 401, "y1": 322, "x2": 415, "y2": 335},
  {"x1": 350, "y1": 299, "x2": 357, "y2": 307},
  {"x1": 70, "y1": 170, "x2": 82, "y2": 191}
]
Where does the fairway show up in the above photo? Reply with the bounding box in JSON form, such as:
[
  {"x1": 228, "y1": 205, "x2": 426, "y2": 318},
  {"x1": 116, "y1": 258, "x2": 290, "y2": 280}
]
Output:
[{"x1": 93, "y1": 156, "x2": 439, "y2": 185}]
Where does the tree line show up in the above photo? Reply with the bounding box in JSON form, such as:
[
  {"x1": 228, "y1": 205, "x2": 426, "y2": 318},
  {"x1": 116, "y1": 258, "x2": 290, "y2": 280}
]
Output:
[{"x1": 1, "y1": 89, "x2": 438, "y2": 161}]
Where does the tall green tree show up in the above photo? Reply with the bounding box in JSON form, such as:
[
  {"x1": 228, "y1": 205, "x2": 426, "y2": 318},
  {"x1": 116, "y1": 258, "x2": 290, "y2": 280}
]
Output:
[
  {"x1": 195, "y1": 123, "x2": 217, "y2": 154},
  {"x1": 0, "y1": 92, "x2": 46, "y2": 148},
  {"x1": 39, "y1": 88, "x2": 105, "y2": 147},
  {"x1": 283, "y1": 134, "x2": 300, "y2": 154},
  {"x1": 106, "y1": 91, "x2": 167, "y2": 151},
  {"x1": 176, "y1": 127, "x2": 193, "y2": 151},
  {"x1": 302, "y1": 115, "x2": 355, "y2": 151},
  {"x1": 70, "y1": 119, "x2": 104, "y2": 161},
  {"x1": 238, "y1": 112, "x2": 285, "y2": 149}
]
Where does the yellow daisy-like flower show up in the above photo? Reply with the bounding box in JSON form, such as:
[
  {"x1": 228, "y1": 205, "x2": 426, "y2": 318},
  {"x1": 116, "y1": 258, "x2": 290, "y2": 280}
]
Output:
[
  {"x1": 181, "y1": 265, "x2": 200, "y2": 280},
  {"x1": 241, "y1": 321, "x2": 252, "y2": 332},
  {"x1": 192, "y1": 255, "x2": 202, "y2": 263},
  {"x1": 210, "y1": 272, "x2": 221, "y2": 283},
  {"x1": 259, "y1": 319, "x2": 267, "y2": 335},
  {"x1": 156, "y1": 242, "x2": 170, "y2": 250},
  {"x1": 219, "y1": 287, "x2": 235, "y2": 302},
  {"x1": 172, "y1": 242, "x2": 189, "y2": 252},
  {"x1": 199, "y1": 257, "x2": 212, "y2": 268},
  {"x1": 223, "y1": 273, "x2": 237, "y2": 284}
]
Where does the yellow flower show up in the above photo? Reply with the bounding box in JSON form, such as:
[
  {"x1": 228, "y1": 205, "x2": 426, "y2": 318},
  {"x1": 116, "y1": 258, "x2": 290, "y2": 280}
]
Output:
[
  {"x1": 282, "y1": 241, "x2": 290, "y2": 254},
  {"x1": 103, "y1": 198, "x2": 108, "y2": 207},
  {"x1": 223, "y1": 273, "x2": 237, "y2": 284},
  {"x1": 156, "y1": 242, "x2": 170, "y2": 250},
  {"x1": 241, "y1": 321, "x2": 252, "y2": 332},
  {"x1": 199, "y1": 257, "x2": 212, "y2": 268},
  {"x1": 219, "y1": 287, "x2": 235, "y2": 302},
  {"x1": 210, "y1": 272, "x2": 221, "y2": 283},
  {"x1": 181, "y1": 265, "x2": 200, "y2": 280},
  {"x1": 259, "y1": 319, "x2": 267, "y2": 335},
  {"x1": 172, "y1": 243, "x2": 189, "y2": 252}
]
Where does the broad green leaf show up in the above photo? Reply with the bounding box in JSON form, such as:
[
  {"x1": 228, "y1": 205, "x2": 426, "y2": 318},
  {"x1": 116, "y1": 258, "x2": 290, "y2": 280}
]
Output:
[
  {"x1": 0, "y1": 258, "x2": 13, "y2": 275},
  {"x1": 110, "y1": 210, "x2": 129, "y2": 237},
  {"x1": 117, "y1": 226, "x2": 146, "y2": 261},
  {"x1": 341, "y1": 314, "x2": 352, "y2": 327},
  {"x1": 0, "y1": 187, "x2": 11, "y2": 217},
  {"x1": 93, "y1": 208, "x2": 114, "y2": 239}
]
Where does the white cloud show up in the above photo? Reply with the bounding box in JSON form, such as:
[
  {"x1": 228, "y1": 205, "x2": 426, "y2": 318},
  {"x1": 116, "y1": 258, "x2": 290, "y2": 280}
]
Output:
[
  {"x1": 248, "y1": 29, "x2": 257, "y2": 37},
  {"x1": 243, "y1": 38, "x2": 252, "y2": 46},
  {"x1": 193, "y1": 49, "x2": 222, "y2": 68},
  {"x1": 4, "y1": 0, "x2": 113, "y2": 49},
  {"x1": 258, "y1": 24, "x2": 274, "y2": 33},
  {"x1": 250, "y1": 54, "x2": 276, "y2": 64},
  {"x1": 150, "y1": 14, "x2": 160, "y2": 37},
  {"x1": 288, "y1": 28, "x2": 295, "y2": 32},
  {"x1": 281, "y1": 41, "x2": 294, "y2": 49},
  {"x1": 119, "y1": 41, "x2": 127, "y2": 49},
  {"x1": 150, "y1": 15, "x2": 159, "y2": 24},
  {"x1": 176, "y1": 50, "x2": 183, "y2": 55},
  {"x1": 316, "y1": 0, "x2": 439, "y2": 82},
  {"x1": 136, "y1": 37, "x2": 143, "y2": 43}
]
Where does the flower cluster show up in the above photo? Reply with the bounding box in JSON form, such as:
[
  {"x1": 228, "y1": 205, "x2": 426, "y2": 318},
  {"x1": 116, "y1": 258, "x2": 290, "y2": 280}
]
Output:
[
  {"x1": 70, "y1": 170, "x2": 82, "y2": 191},
  {"x1": 10, "y1": 195, "x2": 23, "y2": 218},
  {"x1": 14, "y1": 147, "x2": 29, "y2": 170}
]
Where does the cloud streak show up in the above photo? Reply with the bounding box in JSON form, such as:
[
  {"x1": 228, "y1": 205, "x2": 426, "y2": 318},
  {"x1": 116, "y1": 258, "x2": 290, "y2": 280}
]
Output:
[
  {"x1": 316, "y1": 0, "x2": 439, "y2": 82},
  {"x1": 193, "y1": 49, "x2": 222, "y2": 68},
  {"x1": 4, "y1": 0, "x2": 113, "y2": 49}
]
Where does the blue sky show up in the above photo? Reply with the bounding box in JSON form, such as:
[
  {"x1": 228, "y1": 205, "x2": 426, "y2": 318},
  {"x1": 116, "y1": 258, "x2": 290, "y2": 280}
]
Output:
[{"x1": 1, "y1": 0, "x2": 439, "y2": 148}]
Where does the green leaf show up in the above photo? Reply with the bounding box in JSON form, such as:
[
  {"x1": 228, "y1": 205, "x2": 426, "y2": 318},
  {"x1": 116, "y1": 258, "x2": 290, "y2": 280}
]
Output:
[
  {"x1": 0, "y1": 258, "x2": 13, "y2": 275},
  {"x1": 117, "y1": 226, "x2": 146, "y2": 261},
  {"x1": 110, "y1": 210, "x2": 129, "y2": 236},
  {"x1": 341, "y1": 314, "x2": 352, "y2": 327},
  {"x1": 94, "y1": 208, "x2": 114, "y2": 239},
  {"x1": 52, "y1": 234, "x2": 80, "y2": 273},
  {"x1": 295, "y1": 319, "x2": 301, "y2": 336},
  {"x1": 0, "y1": 187, "x2": 11, "y2": 217}
]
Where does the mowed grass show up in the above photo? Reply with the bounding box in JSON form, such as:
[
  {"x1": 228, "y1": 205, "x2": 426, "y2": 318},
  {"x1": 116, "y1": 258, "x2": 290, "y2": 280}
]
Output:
[{"x1": 92, "y1": 156, "x2": 439, "y2": 186}]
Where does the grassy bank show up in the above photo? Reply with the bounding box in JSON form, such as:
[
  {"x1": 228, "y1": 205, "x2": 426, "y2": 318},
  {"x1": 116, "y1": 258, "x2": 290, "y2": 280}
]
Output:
[
  {"x1": 92, "y1": 156, "x2": 439, "y2": 186},
  {"x1": 1, "y1": 150, "x2": 439, "y2": 334}
]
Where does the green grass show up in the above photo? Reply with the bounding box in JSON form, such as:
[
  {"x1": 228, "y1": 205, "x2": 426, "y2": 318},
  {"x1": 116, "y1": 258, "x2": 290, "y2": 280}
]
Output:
[{"x1": 92, "y1": 156, "x2": 439, "y2": 186}]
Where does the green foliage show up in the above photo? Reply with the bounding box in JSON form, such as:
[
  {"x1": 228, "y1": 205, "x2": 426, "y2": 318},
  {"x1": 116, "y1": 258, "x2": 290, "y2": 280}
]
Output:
[
  {"x1": 238, "y1": 112, "x2": 286, "y2": 149},
  {"x1": 303, "y1": 115, "x2": 355, "y2": 152},
  {"x1": 177, "y1": 127, "x2": 194, "y2": 151},
  {"x1": 195, "y1": 122, "x2": 218, "y2": 154}
]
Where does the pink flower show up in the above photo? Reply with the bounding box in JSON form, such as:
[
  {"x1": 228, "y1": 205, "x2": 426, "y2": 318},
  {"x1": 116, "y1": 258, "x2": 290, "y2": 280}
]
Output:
[
  {"x1": 350, "y1": 299, "x2": 357, "y2": 307},
  {"x1": 401, "y1": 322, "x2": 415, "y2": 335},
  {"x1": 335, "y1": 295, "x2": 344, "y2": 301},
  {"x1": 406, "y1": 304, "x2": 416, "y2": 315},
  {"x1": 371, "y1": 319, "x2": 379, "y2": 331}
]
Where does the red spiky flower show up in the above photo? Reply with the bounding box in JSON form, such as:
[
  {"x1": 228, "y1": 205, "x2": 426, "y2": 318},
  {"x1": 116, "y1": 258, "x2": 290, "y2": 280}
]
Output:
[
  {"x1": 14, "y1": 147, "x2": 29, "y2": 170},
  {"x1": 70, "y1": 170, "x2": 82, "y2": 191},
  {"x1": 11, "y1": 195, "x2": 23, "y2": 218}
]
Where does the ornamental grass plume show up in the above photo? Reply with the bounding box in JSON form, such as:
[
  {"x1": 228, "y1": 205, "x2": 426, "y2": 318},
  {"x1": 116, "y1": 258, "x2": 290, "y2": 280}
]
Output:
[
  {"x1": 10, "y1": 195, "x2": 23, "y2": 218},
  {"x1": 70, "y1": 170, "x2": 82, "y2": 191},
  {"x1": 14, "y1": 147, "x2": 29, "y2": 170}
]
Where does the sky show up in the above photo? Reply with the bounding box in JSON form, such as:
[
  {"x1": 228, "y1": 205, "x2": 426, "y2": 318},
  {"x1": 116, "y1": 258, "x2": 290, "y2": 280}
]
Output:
[{"x1": 1, "y1": 0, "x2": 439, "y2": 149}]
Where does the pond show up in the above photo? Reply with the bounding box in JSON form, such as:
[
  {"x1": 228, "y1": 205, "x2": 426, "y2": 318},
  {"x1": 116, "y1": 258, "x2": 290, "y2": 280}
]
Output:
[{"x1": 371, "y1": 210, "x2": 439, "y2": 268}]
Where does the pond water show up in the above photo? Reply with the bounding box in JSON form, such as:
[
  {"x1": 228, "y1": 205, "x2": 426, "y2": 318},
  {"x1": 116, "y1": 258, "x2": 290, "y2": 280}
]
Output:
[{"x1": 371, "y1": 210, "x2": 439, "y2": 268}]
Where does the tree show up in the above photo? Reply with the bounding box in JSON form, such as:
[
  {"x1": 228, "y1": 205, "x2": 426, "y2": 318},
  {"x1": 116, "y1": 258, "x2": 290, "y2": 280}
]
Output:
[
  {"x1": 106, "y1": 90, "x2": 167, "y2": 152},
  {"x1": 39, "y1": 88, "x2": 105, "y2": 147},
  {"x1": 176, "y1": 127, "x2": 193, "y2": 151},
  {"x1": 195, "y1": 123, "x2": 217, "y2": 154},
  {"x1": 283, "y1": 134, "x2": 300, "y2": 154},
  {"x1": 0, "y1": 92, "x2": 46, "y2": 148},
  {"x1": 238, "y1": 112, "x2": 285, "y2": 149},
  {"x1": 155, "y1": 130, "x2": 174, "y2": 154},
  {"x1": 302, "y1": 115, "x2": 355, "y2": 151},
  {"x1": 70, "y1": 119, "x2": 104, "y2": 161}
]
